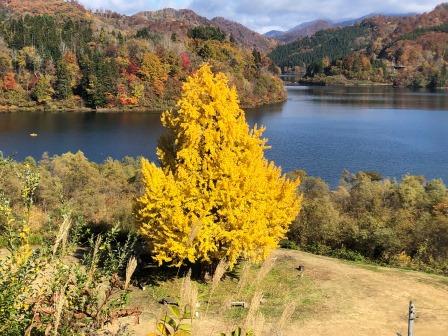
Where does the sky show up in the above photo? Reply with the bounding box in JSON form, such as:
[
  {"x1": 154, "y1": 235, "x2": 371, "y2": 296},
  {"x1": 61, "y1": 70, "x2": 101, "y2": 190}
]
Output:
[{"x1": 77, "y1": 0, "x2": 445, "y2": 33}]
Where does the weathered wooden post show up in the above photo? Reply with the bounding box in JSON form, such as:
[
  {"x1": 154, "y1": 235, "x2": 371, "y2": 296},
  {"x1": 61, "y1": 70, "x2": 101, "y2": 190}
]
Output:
[{"x1": 408, "y1": 301, "x2": 416, "y2": 336}]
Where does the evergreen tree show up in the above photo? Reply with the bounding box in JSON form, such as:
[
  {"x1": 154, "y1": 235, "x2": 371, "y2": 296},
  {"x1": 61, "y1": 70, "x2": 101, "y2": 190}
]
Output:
[
  {"x1": 188, "y1": 26, "x2": 226, "y2": 41},
  {"x1": 253, "y1": 48, "x2": 262, "y2": 69},
  {"x1": 55, "y1": 60, "x2": 72, "y2": 99}
]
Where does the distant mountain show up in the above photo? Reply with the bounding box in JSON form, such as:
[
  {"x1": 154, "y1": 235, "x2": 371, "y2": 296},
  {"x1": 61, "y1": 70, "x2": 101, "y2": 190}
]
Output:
[
  {"x1": 264, "y1": 20, "x2": 337, "y2": 43},
  {"x1": 0, "y1": 2, "x2": 275, "y2": 52},
  {"x1": 130, "y1": 8, "x2": 275, "y2": 51},
  {"x1": 264, "y1": 30, "x2": 284, "y2": 39},
  {"x1": 265, "y1": 13, "x2": 416, "y2": 44},
  {"x1": 211, "y1": 16, "x2": 276, "y2": 51},
  {"x1": 130, "y1": 8, "x2": 210, "y2": 33},
  {"x1": 283, "y1": 20, "x2": 335, "y2": 41},
  {"x1": 338, "y1": 12, "x2": 417, "y2": 27},
  {"x1": 337, "y1": 14, "x2": 379, "y2": 27},
  {"x1": 269, "y1": 3, "x2": 448, "y2": 88}
]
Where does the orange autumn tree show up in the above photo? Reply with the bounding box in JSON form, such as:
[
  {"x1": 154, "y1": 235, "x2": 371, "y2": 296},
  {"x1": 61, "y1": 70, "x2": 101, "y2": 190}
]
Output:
[
  {"x1": 136, "y1": 64, "x2": 301, "y2": 268},
  {"x1": 139, "y1": 52, "x2": 168, "y2": 96}
]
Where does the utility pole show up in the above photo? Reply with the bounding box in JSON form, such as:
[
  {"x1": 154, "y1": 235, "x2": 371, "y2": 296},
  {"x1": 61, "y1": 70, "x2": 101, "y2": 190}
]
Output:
[{"x1": 408, "y1": 301, "x2": 416, "y2": 336}]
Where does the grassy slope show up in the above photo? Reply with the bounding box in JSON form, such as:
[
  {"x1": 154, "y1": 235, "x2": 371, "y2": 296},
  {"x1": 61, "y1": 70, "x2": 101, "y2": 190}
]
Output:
[{"x1": 125, "y1": 249, "x2": 448, "y2": 336}]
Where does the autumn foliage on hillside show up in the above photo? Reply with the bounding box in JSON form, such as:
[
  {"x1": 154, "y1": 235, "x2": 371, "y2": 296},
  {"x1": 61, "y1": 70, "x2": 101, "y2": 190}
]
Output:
[
  {"x1": 0, "y1": 0, "x2": 88, "y2": 18},
  {"x1": 270, "y1": 3, "x2": 448, "y2": 88},
  {"x1": 136, "y1": 65, "x2": 301, "y2": 268},
  {"x1": 0, "y1": 4, "x2": 284, "y2": 110},
  {"x1": 130, "y1": 8, "x2": 275, "y2": 52}
]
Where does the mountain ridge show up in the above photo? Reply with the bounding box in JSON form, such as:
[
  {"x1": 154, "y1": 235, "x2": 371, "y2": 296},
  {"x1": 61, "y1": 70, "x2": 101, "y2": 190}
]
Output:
[
  {"x1": 268, "y1": 3, "x2": 448, "y2": 88},
  {"x1": 0, "y1": 1, "x2": 275, "y2": 51},
  {"x1": 0, "y1": 0, "x2": 286, "y2": 111},
  {"x1": 129, "y1": 8, "x2": 276, "y2": 51},
  {"x1": 264, "y1": 12, "x2": 417, "y2": 43}
]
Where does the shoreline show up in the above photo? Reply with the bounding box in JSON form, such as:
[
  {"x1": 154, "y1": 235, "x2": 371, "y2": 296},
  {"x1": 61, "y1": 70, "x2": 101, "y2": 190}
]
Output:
[
  {"x1": 286, "y1": 76, "x2": 448, "y2": 89},
  {"x1": 296, "y1": 79, "x2": 394, "y2": 87},
  {"x1": 0, "y1": 105, "x2": 169, "y2": 114},
  {"x1": 0, "y1": 97, "x2": 287, "y2": 114}
]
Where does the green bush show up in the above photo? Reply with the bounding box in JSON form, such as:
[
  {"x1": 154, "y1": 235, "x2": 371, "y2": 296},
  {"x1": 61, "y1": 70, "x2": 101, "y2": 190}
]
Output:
[
  {"x1": 288, "y1": 171, "x2": 448, "y2": 274},
  {"x1": 330, "y1": 247, "x2": 366, "y2": 262},
  {"x1": 279, "y1": 239, "x2": 298, "y2": 250}
]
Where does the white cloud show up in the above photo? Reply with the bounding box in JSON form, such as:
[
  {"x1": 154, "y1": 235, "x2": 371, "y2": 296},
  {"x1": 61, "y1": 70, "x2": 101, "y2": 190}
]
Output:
[
  {"x1": 77, "y1": 0, "x2": 444, "y2": 32},
  {"x1": 189, "y1": 0, "x2": 443, "y2": 32}
]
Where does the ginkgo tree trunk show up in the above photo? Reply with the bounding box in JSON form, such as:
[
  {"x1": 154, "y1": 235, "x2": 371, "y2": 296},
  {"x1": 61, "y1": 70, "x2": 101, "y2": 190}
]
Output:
[{"x1": 136, "y1": 64, "x2": 302, "y2": 268}]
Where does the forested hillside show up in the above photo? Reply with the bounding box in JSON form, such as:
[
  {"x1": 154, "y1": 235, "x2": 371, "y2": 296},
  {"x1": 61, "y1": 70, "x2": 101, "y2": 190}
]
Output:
[
  {"x1": 0, "y1": 0, "x2": 284, "y2": 110},
  {"x1": 269, "y1": 24, "x2": 372, "y2": 70},
  {"x1": 269, "y1": 3, "x2": 448, "y2": 88}
]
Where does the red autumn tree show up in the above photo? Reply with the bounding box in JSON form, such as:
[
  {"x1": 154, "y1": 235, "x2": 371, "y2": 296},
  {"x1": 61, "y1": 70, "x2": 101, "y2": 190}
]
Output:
[{"x1": 2, "y1": 72, "x2": 17, "y2": 90}]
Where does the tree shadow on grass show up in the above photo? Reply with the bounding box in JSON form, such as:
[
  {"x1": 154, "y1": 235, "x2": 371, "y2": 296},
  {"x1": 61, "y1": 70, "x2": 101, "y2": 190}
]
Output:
[{"x1": 73, "y1": 221, "x2": 244, "y2": 289}]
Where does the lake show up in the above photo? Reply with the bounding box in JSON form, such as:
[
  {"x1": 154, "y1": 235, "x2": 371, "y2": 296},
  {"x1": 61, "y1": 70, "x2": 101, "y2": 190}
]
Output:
[{"x1": 1, "y1": 86, "x2": 448, "y2": 186}]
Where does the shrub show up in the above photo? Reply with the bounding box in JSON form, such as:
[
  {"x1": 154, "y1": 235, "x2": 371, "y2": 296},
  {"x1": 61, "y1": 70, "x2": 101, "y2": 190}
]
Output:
[
  {"x1": 279, "y1": 239, "x2": 298, "y2": 250},
  {"x1": 330, "y1": 247, "x2": 366, "y2": 262},
  {"x1": 288, "y1": 171, "x2": 448, "y2": 274},
  {"x1": 0, "y1": 169, "x2": 140, "y2": 335}
]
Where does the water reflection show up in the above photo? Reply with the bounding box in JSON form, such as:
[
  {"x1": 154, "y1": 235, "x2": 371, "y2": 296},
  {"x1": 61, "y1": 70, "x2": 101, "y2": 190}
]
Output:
[
  {"x1": 289, "y1": 85, "x2": 448, "y2": 110},
  {"x1": 1, "y1": 86, "x2": 447, "y2": 186}
]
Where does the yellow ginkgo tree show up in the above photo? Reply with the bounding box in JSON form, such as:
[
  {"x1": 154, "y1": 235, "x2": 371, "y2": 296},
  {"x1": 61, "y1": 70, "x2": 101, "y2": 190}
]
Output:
[{"x1": 136, "y1": 64, "x2": 301, "y2": 268}]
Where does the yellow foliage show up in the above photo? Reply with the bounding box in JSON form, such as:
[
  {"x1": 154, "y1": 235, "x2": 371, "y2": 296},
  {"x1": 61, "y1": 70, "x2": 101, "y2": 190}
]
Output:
[
  {"x1": 62, "y1": 51, "x2": 81, "y2": 89},
  {"x1": 0, "y1": 197, "x2": 32, "y2": 266},
  {"x1": 395, "y1": 251, "x2": 412, "y2": 267},
  {"x1": 15, "y1": 224, "x2": 32, "y2": 266},
  {"x1": 139, "y1": 52, "x2": 168, "y2": 95},
  {"x1": 17, "y1": 46, "x2": 40, "y2": 70},
  {"x1": 136, "y1": 64, "x2": 301, "y2": 268}
]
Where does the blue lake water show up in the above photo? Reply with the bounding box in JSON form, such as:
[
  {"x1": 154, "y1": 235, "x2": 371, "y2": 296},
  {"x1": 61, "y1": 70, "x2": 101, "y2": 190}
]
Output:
[{"x1": 1, "y1": 86, "x2": 448, "y2": 186}]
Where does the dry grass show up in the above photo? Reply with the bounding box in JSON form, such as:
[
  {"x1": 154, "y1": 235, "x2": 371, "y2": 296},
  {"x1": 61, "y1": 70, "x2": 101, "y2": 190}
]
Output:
[
  {"x1": 280, "y1": 250, "x2": 448, "y2": 336},
  {"x1": 53, "y1": 282, "x2": 68, "y2": 334},
  {"x1": 179, "y1": 269, "x2": 198, "y2": 314},
  {"x1": 125, "y1": 257, "x2": 138, "y2": 290},
  {"x1": 86, "y1": 235, "x2": 102, "y2": 286},
  {"x1": 273, "y1": 301, "x2": 296, "y2": 335},
  {"x1": 0, "y1": 248, "x2": 10, "y2": 259},
  {"x1": 243, "y1": 290, "x2": 263, "y2": 331},
  {"x1": 254, "y1": 255, "x2": 275, "y2": 288},
  {"x1": 236, "y1": 261, "x2": 250, "y2": 297},
  {"x1": 205, "y1": 259, "x2": 229, "y2": 317},
  {"x1": 52, "y1": 214, "x2": 71, "y2": 256},
  {"x1": 212, "y1": 260, "x2": 229, "y2": 290},
  {"x1": 125, "y1": 249, "x2": 448, "y2": 336},
  {"x1": 125, "y1": 251, "x2": 319, "y2": 336},
  {"x1": 28, "y1": 207, "x2": 49, "y2": 231},
  {"x1": 252, "y1": 312, "x2": 265, "y2": 336}
]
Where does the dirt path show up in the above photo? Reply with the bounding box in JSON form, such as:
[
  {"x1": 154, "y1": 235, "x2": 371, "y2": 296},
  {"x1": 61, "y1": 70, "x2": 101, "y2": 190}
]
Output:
[
  {"x1": 281, "y1": 250, "x2": 448, "y2": 336},
  {"x1": 128, "y1": 249, "x2": 448, "y2": 335},
  {"x1": 3, "y1": 246, "x2": 447, "y2": 335}
]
